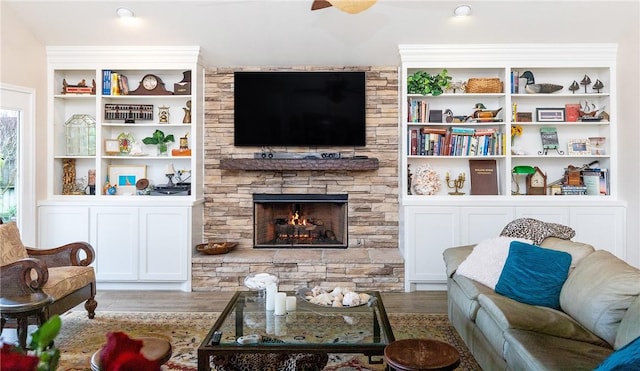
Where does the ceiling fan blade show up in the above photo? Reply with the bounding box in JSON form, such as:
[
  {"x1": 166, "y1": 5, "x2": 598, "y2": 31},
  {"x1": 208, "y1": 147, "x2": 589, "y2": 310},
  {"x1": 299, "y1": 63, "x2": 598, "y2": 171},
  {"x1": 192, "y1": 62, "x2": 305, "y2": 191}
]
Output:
[{"x1": 311, "y1": 0, "x2": 333, "y2": 10}]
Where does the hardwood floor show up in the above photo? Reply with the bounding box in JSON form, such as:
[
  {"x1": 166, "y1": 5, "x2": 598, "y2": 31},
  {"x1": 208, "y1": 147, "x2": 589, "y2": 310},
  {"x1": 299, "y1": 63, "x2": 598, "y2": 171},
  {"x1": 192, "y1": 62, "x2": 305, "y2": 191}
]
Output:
[{"x1": 88, "y1": 290, "x2": 449, "y2": 314}]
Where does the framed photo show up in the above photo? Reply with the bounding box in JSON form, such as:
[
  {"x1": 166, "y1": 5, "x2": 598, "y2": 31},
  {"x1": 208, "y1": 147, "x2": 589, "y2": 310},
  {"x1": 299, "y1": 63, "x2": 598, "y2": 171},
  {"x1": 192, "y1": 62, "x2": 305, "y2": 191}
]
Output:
[
  {"x1": 567, "y1": 139, "x2": 591, "y2": 156},
  {"x1": 108, "y1": 165, "x2": 146, "y2": 195},
  {"x1": 536, "y1": 108, "x2": 565, "y2": 122},
  {"x1": 104, "y1": 139, "x2": 120, "y2": 155}
]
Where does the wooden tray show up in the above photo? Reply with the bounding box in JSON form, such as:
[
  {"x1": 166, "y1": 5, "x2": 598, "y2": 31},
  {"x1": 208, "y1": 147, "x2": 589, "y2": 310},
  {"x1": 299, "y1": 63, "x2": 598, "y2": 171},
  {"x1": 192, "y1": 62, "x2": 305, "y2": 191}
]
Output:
[{"x1": 196, "y1": 242, "x2": 238, "y2": 255}]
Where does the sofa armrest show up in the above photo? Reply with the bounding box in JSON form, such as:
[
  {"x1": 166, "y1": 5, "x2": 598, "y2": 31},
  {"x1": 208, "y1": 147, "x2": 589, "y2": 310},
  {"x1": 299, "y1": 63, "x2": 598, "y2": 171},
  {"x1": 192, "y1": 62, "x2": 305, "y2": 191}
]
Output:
[
  {"x1": 27, "y1": 242, "x2": 95, "y2": 267},
  {"x1": 0, "y1": 258, "x2": 49, "y2": 296},
  {"x1": 443, "y1": 244, "x2": 475, "y2": 278}
]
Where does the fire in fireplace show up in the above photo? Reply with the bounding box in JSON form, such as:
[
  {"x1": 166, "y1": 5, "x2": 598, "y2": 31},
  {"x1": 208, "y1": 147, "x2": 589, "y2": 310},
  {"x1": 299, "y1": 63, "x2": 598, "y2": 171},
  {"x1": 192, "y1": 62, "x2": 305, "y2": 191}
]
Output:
[{"x1": 253, "y1": 194, "x2": 348, "y2": 248}]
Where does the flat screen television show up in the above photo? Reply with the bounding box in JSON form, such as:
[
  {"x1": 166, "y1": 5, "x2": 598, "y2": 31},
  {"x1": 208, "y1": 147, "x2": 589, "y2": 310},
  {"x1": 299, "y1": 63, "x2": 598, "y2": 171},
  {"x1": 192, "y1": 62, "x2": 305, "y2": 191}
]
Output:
[{"x1": 234, "y1": 71, "x2": 366, "y2": 147}]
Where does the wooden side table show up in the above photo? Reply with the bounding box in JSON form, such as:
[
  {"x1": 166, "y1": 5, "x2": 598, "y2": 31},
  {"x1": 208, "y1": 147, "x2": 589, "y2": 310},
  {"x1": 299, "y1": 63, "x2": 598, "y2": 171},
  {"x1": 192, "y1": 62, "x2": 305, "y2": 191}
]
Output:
[
  {"x1": 0, "y1": 292, "x2": 53, "y2": 349},
  {"x1": 385, "y1": 338, "x2": 461, "y2": 371}
]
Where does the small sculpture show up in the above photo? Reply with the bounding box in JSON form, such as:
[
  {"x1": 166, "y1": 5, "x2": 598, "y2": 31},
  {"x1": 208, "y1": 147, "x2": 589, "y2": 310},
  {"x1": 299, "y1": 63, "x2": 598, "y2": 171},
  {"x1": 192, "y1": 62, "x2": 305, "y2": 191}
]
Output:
[
  {"x1": 580, "y1": 74, "x2": 592, "y2": 93},
  {"x1": 182, "y1": 100, "x2": 191, "y2": 123},
  {"x1": 569, "y1": 80, "x2": 580, "y2": 94},
  {"x1": 472, "y1": 103, "x2": 502, "y2": 119},
  {"x1": 592, "y1": 79, "x2": 604, "y2": 93},
  {"x1": 520, "y1": 71, "x2": 563, "y2": 94}
]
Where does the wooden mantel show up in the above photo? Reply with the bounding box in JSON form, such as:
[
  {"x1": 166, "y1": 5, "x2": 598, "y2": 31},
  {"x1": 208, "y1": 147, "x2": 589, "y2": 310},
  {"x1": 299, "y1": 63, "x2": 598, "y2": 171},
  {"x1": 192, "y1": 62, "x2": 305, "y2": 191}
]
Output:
[{"x1": 219, "y1": 158, "x2": 379, "y2": 171}]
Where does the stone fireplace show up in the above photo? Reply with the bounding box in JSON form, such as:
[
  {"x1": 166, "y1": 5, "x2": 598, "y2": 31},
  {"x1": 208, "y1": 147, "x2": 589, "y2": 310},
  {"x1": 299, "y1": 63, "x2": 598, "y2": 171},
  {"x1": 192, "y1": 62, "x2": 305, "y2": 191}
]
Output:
[
  {"x1": 253, "y1": 194, "x2": 348, "y2": 248},
  {"x1": 193, "y1": 65, "x2": 403, "y2": 292}
]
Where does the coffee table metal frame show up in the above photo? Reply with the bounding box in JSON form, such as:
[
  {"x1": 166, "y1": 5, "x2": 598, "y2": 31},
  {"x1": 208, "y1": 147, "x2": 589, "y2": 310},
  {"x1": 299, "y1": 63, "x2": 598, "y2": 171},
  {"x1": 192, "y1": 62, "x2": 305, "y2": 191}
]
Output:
[{"x1": 197, "y1": 291, "x2": 395, "y2": 371}]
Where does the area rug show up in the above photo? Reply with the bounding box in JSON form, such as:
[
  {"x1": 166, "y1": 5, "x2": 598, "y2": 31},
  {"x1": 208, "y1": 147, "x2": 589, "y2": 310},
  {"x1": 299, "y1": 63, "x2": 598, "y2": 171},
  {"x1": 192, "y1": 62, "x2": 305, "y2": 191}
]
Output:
[{"x1": 55, "y1": 311, "x2": 480, "y2": 370}]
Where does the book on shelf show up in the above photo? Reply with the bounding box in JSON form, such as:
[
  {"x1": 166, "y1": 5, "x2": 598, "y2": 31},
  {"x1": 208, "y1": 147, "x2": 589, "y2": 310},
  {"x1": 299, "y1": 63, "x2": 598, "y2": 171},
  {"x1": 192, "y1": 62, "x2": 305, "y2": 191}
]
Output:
[
  {"x1": 561, "y1": 185, "x2": 587, "y2": 195},
  {"x1": 565, "y1": 104, "x2": 581, "y2": 122},
  {"x1": 102, "y1": 70, "x2": 111, "y2": 95},
  {"x1": 511, "y1": 70, "x2": 519, "y2": 94},
  {"x1": 110, "y1": 72, "x2": 121, "y2": 96},
  {"x1": 118, "y1": 74, "x2": 129, "y2": 95},
  {"x1": 469, "y1": 159, "x2": 498, "y2": 195},
  {"x1": 408, "y1": 98, "x2": 428, "y2": 123},
  {"x1": 581, "y1": 169, "x2": 601, "y2": 195}
]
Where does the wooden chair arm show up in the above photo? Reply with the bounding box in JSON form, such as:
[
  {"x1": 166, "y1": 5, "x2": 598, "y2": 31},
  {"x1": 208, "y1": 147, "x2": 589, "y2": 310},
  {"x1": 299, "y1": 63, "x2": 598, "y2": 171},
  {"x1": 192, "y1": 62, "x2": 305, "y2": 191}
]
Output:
[
  {"x1": 0, "y1": 258, "x2": 49, "y2": 296},
  {"x1": 26, "y1": 242, "x2": 95, "y2": 267}
]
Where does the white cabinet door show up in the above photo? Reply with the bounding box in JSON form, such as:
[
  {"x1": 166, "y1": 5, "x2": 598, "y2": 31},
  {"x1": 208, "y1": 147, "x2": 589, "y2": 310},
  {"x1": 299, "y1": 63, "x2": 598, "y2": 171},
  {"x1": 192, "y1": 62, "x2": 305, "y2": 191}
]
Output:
[
  {"x1": 570, "y1": 206, "x2": 626, "y2": 259},
  {"x1": 404, "y1": 206, "x2": 459, "y2": 290},
  {"x1": 38, "y1": 206, "x2": 89, "y2": 248},
  {"x1": 460, "y1": 207, "x2": 514, "y2": 245},
  {"x1": 91, "y1": 207, "x2": 138, "y2": 281},
  {"x1": 139, "y1": 207, "x2": 189, "y2": 281}
]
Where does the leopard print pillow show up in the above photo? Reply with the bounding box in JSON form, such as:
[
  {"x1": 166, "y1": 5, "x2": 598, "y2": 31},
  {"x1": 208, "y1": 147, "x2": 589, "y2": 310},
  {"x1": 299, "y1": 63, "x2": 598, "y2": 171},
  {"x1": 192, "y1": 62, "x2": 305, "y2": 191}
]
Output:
[{"x1": 500, "y1": 218, "x2": 575, "y2": 245}]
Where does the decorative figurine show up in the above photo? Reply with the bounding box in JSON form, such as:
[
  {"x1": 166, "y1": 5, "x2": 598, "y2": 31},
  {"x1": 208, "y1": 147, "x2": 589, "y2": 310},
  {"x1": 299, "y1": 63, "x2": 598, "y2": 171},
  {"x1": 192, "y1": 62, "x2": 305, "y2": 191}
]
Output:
[
  {"x1": 569, "y1": 80, "x2": 580, "y2": 94},
  {"x1": 580, "y1": 74, "x2": 592, "y2": 93},
  {"x1": 445, "y1": 172, "x2": 466, "y2": 195},
  {"x1": 520, "y1": 71, "x2": 563, "y2": 94},
  {"x1": 182, "y1": 100, "x2": 191, "y2": 123},
  {"x1": 592, "y1": 79, "x2": 604, "y2": 93},
  {"x1": 158, "y1": 105, "x2": 170, "y2": 123}
]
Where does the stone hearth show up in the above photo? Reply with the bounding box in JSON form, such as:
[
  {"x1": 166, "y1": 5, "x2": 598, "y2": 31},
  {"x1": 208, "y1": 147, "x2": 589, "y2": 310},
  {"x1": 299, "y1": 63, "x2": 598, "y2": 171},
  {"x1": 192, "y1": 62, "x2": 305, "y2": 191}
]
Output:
[{"x1": 197, "y1": 66, "x2": 401, "y2": 291}]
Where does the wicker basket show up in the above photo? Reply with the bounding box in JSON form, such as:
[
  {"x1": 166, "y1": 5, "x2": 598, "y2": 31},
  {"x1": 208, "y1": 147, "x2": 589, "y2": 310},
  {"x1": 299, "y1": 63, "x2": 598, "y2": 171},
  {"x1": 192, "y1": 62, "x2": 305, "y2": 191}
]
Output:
[
  {"x1": 196, "y1": 241, "x2": 238, "y2": 255},
  {"x1": 466, "y1": 78, "x2": 503, "y2": 93}
]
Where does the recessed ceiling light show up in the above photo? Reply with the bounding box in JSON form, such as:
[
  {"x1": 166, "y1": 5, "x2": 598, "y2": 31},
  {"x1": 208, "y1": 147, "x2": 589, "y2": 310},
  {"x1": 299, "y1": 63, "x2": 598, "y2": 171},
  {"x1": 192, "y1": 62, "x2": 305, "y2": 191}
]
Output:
[
  {"x1": 454, "y1": 5, "x2": 472, "y2": 17},
  {"x1": 116, "y1": 7, "x2": 134, "y2": 18}
]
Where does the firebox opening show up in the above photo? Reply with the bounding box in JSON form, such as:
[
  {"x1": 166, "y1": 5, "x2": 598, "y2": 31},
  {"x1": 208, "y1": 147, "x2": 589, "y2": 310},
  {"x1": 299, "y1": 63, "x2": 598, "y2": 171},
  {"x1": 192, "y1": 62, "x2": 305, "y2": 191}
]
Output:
[{"x1": 253, "y1": 194, "x2": 348, "y2": 249}]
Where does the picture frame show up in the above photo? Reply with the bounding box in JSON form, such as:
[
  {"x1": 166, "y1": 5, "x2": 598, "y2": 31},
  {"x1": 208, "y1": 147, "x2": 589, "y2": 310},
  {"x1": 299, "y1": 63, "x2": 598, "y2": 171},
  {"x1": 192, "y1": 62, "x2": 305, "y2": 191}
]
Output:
[
  {"x1": 536, "y1": 108, "x2": 565, "y2": 122},
  {"x1": 567, "y1": 139, "x2": 591, "y2": 156},
  {"x1": 539, "y1": 127, "x2": 559, "y2": 149},
  {"x1": 107, "y1": 165, "x2": 146, "y2": 196},
  {"x1": 104, "y1": 139, "x2": 120, "y2": 155}
]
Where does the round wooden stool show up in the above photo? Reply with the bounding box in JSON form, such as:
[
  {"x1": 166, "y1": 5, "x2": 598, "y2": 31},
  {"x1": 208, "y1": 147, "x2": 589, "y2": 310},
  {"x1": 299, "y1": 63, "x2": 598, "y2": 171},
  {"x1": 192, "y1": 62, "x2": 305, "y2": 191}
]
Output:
[
  {"x1": 90, "y1": 337, "x2": 172, "y2": 371},
  {"x1": 0, "y1": 292, "x2": 53, "y2": 350},
  {"x1": 384, "y1": 338, "x2": 461, "y2": 371}
]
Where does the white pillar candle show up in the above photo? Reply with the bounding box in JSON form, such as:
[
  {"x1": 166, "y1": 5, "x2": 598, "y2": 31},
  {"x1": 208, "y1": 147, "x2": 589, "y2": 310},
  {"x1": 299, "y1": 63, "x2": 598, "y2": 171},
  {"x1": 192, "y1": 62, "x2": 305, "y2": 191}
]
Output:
[
  {"x1": 285, "y1": 296, "x2": 297, "y2": 312},
  {"x1": 265, "y1": 282, "x2": 277, "y2": 311},
  {"x1": 274, "y1": 292, "x2": 287, "y2": 316},
  {"x1": 265, "y1": 312, "x2": 274, "y2": 334},
  {"x1": 274, "y1": 315, "x2": 286, "y2": 336}
]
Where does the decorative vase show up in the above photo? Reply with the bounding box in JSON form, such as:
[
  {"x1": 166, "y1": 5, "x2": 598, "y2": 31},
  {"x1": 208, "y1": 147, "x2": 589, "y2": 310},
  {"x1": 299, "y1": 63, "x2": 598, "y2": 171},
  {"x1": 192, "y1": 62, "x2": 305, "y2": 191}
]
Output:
[{"x1": 157, "y1": 143, "x2": 168, "y2": 156}]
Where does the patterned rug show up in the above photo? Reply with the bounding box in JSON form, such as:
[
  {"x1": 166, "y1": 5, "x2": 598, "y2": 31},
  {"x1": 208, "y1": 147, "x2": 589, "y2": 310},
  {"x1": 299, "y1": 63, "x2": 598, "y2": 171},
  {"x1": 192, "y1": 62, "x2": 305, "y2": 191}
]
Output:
[{"x1": 54, "y1": 311, "x2": 480, "y2": 371}]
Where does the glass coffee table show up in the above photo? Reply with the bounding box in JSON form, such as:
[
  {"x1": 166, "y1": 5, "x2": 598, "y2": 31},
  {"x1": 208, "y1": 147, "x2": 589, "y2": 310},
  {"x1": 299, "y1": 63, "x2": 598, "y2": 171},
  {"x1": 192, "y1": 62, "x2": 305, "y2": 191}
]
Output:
[{"x1": 197, "y1": 291, "x2": 395, "y2": 371}]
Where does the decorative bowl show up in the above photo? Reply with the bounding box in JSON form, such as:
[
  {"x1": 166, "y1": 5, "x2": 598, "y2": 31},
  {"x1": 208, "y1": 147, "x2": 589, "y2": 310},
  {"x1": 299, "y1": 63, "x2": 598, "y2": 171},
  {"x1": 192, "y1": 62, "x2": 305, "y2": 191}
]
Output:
[
  {"x1": 297, "y1": 287, "x2": 375, "y2": 308},
  {"x1": 195, "y1": 241, "x2": 238, "y2": 255}
]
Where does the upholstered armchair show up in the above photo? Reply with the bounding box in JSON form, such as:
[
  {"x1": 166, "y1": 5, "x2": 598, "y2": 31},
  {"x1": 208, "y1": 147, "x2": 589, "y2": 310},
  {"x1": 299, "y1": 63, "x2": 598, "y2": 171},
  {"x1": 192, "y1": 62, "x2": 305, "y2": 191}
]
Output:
[{"x1": 0, "y1": 221, "x2": 97, "y2": 322}]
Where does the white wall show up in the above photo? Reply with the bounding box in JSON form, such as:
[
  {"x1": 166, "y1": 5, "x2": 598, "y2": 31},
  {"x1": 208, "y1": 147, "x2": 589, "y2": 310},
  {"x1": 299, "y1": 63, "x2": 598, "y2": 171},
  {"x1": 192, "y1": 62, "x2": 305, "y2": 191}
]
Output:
[{"x1": 1, "y1": 3, "x2": 48, "y2": 236}]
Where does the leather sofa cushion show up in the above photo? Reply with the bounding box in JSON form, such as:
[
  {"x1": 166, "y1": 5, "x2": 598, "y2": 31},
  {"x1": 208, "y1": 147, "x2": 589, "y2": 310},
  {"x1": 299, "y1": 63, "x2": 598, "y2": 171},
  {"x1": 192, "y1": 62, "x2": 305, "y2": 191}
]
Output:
[
  {"x1": 42, "y1": 266, "x2": 96, "y2": 300},
  {"x1": 539, "y1": 237, "x2": 595, "y2": 270},
  {"x1": 442, "y1": 244, "x2": 474, "y2": 278},
  {"x1": 450, "y1": 274, "x2": 493, "y2": 320},
  {"x1": 0, "y1": 222, "x2": 28, "y2": 265},
  {"x1": 504, "y1": 329, "x2": 613, "y2": 371},
  {"x1": 615, "y1": 296, "x2": 640, "y2": 349},
  {"x1": 560, "y1": 250, "x2": 640, "y2": 347},
  {"x1": 478, "y1": 292, "x2": 609, "y2": 347}
]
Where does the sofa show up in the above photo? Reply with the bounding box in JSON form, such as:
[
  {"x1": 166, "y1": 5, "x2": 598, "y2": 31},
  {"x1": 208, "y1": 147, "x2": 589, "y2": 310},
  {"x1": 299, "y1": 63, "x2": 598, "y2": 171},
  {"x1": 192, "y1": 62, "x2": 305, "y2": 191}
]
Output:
[{"x1": 443, "y1": 222, "x2": 640, "y2": 370}]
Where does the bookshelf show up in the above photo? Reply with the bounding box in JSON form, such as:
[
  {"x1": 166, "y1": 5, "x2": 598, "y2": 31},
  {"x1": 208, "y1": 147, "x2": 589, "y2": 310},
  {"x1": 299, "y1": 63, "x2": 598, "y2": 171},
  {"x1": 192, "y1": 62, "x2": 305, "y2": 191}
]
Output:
[
  {"x1": 398, "y1": 44, "x2": 626, "y2": 291},
  {"x1": 39, "y1": 46, "x2": 205, "y2": 291}
]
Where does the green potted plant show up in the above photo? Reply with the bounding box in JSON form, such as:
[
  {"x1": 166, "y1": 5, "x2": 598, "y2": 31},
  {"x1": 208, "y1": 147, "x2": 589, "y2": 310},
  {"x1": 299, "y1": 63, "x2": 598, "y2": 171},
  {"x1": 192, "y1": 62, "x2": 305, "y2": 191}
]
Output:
[
  {"x1": 142, "y1": 129, "x2": 174, "y2": 156},
  {"x1": 407, "y1": 69, "x2": 452, "y2": 96}
]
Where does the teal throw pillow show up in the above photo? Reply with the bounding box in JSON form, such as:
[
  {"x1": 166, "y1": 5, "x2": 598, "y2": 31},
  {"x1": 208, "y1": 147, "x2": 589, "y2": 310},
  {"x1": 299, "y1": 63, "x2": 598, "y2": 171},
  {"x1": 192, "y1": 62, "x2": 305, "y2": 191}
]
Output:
[
  {"x1": 495, "y1": 241, "x2": 571, "y2": 309},
  {"x1": 594, "y1": 335, "x2": 640, "y2": 371}
]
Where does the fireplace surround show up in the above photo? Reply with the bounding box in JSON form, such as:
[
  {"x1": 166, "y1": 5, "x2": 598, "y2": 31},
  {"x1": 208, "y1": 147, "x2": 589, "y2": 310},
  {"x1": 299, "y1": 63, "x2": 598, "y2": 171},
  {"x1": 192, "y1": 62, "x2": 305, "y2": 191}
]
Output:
[{"x1": 253, "y1": 194, "x2": 348, "y2": 248}]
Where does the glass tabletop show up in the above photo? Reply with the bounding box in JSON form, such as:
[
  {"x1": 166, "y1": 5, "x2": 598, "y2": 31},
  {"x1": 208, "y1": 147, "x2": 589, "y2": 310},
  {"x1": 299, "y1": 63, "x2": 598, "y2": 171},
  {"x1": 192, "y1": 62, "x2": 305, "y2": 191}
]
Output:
[{"x1": 200, "y1": 291, "x2": 394, "y2": 353}]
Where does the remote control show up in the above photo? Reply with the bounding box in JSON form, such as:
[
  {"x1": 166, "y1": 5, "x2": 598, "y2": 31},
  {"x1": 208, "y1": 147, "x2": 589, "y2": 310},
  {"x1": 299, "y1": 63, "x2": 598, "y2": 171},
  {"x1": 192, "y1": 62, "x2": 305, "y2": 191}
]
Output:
[
  {"x1": 210, "y1": 330, "x2": 222, "y2": 345},
  {"x1": 237, "y1": 334, "x2": 261, "y2": 344}
]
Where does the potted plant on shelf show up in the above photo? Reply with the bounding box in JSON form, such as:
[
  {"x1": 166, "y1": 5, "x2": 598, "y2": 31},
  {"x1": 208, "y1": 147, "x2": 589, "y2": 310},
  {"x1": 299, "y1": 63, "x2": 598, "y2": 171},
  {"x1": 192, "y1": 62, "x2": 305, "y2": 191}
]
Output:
[
  {"x1": 407, "y1": 69, "x2": 452, "y2": 96},
  {"x1": 142, "y1": 129, "x2": 174, "y2": 156}
]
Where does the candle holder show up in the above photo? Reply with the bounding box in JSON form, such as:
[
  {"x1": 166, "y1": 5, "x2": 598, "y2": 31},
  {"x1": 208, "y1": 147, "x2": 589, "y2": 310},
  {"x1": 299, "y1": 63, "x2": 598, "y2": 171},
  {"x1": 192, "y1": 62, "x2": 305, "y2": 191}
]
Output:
[{"x1": 445, "y1": 172, "x2": 466, "y2": 195}]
